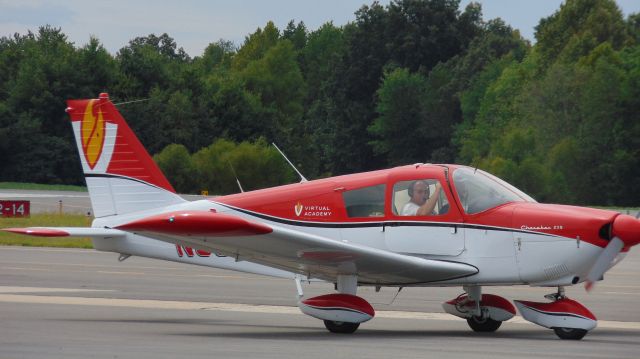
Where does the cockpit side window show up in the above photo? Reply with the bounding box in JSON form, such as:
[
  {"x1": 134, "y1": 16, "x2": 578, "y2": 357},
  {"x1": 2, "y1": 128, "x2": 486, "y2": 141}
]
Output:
[
  {"x1": 392, "y1": 179, "x2": 449, "y2": 216},
  {"x1": 452, "y1": 168, "x2": 533, "y2": 214},
  {"x1": 342, "y1": 184, "x2": 386, "y2": 218}
]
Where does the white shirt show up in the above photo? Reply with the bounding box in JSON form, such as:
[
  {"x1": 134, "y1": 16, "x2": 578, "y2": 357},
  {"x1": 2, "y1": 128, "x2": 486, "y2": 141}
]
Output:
[{"x1": 401, "y1": 202, "x2": 420, "y2": 216}]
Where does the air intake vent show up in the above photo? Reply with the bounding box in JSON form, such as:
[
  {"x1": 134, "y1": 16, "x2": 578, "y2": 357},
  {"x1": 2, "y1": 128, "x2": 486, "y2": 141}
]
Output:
[
  {"x1": 599, "y1": 223, "x2": 612, "y2": 240},
  {"x1": 543, "y1": 264, "x2": 570, "y2": 280}
]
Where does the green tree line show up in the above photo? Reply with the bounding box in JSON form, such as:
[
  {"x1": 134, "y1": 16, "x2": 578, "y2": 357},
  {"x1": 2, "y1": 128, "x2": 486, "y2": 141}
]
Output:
[{"x1": 0, "y1": 0, "x2": 637, "y2": 205}]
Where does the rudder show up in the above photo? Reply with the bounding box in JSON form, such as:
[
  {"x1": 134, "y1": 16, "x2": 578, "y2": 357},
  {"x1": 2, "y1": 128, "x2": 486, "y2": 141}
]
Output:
[{"x1": 66, "y1": 93, "x2": 185, "y2": 217}]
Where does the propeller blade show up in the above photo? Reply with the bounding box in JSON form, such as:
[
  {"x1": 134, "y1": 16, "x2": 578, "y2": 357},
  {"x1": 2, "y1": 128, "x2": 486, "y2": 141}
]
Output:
[{"x1": 585, "y1": 237, "x2": 624, "y2": 291}]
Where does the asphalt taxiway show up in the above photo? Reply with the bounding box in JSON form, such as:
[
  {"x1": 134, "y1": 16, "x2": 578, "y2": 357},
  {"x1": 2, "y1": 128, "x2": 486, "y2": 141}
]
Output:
[{"x1": 0, "y1": 246, "x2": 639, "y2": 359}]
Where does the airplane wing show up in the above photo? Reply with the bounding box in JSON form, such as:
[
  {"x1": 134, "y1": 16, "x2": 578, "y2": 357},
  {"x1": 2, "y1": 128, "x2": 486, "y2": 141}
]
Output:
[{"x1": 115, "y1": 211, "x2": 478, "y2": 285}]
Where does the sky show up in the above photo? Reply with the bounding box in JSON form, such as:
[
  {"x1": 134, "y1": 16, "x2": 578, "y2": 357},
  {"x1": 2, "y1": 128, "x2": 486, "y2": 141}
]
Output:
[{"x1": 1, "y1": 0, "x2": 639, "y2": 57}]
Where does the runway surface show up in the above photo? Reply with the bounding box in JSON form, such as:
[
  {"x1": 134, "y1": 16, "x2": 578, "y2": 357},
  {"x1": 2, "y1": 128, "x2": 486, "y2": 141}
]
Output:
[{"x1": 0, "y1": 246, "x2": 639, "y2": 358}]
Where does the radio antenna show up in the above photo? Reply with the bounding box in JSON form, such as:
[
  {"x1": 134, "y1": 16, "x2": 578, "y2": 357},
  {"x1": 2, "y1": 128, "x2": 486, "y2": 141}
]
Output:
[
  {"x1": 227, "y1": 160, "x2": 244, "y2": 193},
  {"x1": 472, "y1": 157, "x2": 480, "y2": 174},
  {"x1": 272, "y1": 143, "x2": 308, "y2": 183},
  {"x1": 113, "y1": 98, "x2": 150, "y2": 106}
]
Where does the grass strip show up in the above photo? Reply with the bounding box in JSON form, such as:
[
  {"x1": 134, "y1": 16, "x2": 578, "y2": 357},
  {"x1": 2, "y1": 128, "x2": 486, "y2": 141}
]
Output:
[
  {"x1": 0, "y1": 182, "x2": 87, "y2": 192},
  {"x1": 0, "y1": 213, "x2": 93, "y2": 248}
]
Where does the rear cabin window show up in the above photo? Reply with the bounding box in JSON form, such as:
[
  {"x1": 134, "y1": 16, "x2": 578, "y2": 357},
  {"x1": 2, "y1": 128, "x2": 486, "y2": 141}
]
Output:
[{"x1": 342, "y1": 184, "x2": 386, "y2": 218}]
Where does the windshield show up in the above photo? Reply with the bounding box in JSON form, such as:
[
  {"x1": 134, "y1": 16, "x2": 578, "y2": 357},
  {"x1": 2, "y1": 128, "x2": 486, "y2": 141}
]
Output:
[{"x1": 452, "y1": 168, "x2": 536, "y2": 214}]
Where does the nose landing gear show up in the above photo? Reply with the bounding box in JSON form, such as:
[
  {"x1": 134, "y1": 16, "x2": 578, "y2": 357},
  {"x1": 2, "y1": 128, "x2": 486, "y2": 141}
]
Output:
[{"x1": 515, "y1": 287, "x2": 597, "y2": 340}]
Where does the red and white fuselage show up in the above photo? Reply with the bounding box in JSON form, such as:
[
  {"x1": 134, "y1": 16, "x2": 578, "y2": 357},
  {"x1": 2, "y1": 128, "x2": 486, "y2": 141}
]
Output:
[{"x1": 5, "y1": 93, "x2": 639, "y2": 339}]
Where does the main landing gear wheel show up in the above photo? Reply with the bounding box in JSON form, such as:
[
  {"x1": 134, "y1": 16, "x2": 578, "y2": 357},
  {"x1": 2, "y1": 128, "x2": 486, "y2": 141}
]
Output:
[
  {"x1": 323, "y1": 320, "x2": 360, "y2": 334},
  {"x1": 466, "y1": 316, "x2": 502, "y2": 332},
  {"x1": 553, "y1": 327, "x2": 588, "y2": 340}
]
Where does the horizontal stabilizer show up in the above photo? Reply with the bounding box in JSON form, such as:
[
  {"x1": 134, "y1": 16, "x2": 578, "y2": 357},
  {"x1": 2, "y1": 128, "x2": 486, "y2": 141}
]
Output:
[
  {"x1": 115, "y1": 211, "x2": 273, "y2": 237},
  {"x1": 3, "y1": 227, "x2": 126, "y2": 238}
]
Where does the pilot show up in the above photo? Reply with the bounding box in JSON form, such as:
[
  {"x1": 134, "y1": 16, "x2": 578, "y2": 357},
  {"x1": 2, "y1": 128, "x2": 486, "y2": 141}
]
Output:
[{"x1": 401, "y1": 180, "x2": 442, "y2": 216}]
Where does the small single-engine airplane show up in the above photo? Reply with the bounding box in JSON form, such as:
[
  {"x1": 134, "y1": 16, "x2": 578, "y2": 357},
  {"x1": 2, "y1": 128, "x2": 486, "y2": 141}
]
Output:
[{"x1": 5, "y1": 93, "x2": 640, "y2": 340}]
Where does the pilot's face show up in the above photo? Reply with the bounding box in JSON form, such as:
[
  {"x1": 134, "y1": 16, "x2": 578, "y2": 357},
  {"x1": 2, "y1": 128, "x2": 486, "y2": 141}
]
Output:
[{"x1": 412, "y1": 182, "x2": 429, "y2": 205}]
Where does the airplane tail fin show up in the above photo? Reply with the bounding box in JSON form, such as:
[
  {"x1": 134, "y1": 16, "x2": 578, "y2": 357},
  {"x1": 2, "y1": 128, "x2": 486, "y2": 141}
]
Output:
[{"x1": 66, "y1": 93, "x2": 185, "y2": 218}]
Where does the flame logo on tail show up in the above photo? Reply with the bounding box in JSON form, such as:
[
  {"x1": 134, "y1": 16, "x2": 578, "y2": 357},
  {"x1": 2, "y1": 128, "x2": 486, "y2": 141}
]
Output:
[{"x1": 81, "y1": 100, "x2": 105, "y2": 169}]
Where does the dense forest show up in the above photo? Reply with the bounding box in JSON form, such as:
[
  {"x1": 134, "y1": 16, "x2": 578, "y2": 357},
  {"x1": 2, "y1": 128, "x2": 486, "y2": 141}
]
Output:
[{"x1": 0, "y1": 0, "x2": 638, "y2": 206}]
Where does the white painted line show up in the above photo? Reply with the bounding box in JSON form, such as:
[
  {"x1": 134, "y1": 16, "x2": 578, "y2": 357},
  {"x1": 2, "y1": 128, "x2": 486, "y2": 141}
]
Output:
[
  {"x1": 0, "y1": 286, "x2": 113, "y2": 293},
  {"x1": 603, "y1": 291, "x2": 640, "y2": 295},
  {"x1": 0, "y1": 247, "x2": 103, "y2": 254},
  {"x1": 0, "y1": 294, "x2": 219, "y2": 310},
  {"x1": 0, "y1": 257, "x2": 187, "y2": 270},
  {"x1": 0, "y1": 292, "x2": 638, "y2": 330},
  {"x1": 598, "y1": 284, "x2": 640, "y2": 289},
  {"x1": 1, "y1": 266, "x2": 51, "y2": 271},
  {"x1": 0, "y1": 261, "x2": 258, "y2": 279},
  {"x1": 97, "y1": 271, "x2": 147, "y2": 275}
]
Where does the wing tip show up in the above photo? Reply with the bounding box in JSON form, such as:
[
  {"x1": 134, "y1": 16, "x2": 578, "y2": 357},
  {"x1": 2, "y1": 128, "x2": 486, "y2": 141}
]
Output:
[{"x1": 2, "y1": 228, "x2": 70, "y2": 237}]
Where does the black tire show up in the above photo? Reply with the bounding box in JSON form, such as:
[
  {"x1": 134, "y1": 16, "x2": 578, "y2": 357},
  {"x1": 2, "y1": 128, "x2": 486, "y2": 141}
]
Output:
[
  {"x1": 553, "y1": 327, "x2": 588, "y2": 340},
  {"x1": 466, "y1": 316, "x2": 502, "y2": 332},
  {"x1": 323, "y1": 320, "x2": 360, "y2": 334}
]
